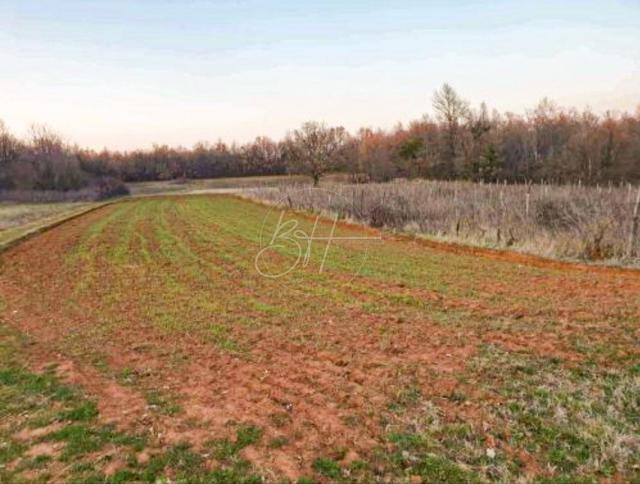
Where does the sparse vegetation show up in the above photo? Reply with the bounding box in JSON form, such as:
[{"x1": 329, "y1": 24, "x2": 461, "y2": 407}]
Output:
[
  {"x1": 1, "y1": 194, "x2": 638, "y2": 481},
  {"x1": 0, "y1": 201, "x2": 100, "y2": 247},
  {"x1": 248, "y1": 179, "x2": 640, "y2": 263},
  {"x1": 126, "y1": 174, "x2": 321, "y2": 197}
]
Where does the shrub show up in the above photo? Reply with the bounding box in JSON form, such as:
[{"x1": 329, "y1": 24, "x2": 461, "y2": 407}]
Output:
[
  {"x1": 534, "y1": 199, "x2": 577, "y2": 231},
  {"x1": 93, "y1": 177, "x2": 130, "y2": 200}
]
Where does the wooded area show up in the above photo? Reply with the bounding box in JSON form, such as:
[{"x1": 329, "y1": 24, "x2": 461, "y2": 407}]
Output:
[{"x1": 1, "y1": 85, "x2": 639, "y2": 198}]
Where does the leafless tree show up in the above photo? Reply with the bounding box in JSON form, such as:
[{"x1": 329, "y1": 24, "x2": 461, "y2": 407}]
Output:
[
  {"x1": 241, "y1": 136, "x2": 284, "y2": 176},
  {"x1": 0, "y1": 120, "x2": 21, "y2": 165},
  {"x1": 284, "y1": 122, "x2": 348, "y2": 186},
  {"x1": 432, "y1": 83, "x2": 469, "y2": 166},
  {"x1": 0, "y1": 120, "x2": 22, "y2": 188}
]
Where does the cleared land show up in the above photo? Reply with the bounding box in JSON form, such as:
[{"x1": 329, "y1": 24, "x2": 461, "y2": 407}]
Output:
[
  {"x1": 0, "y1": 195, "x2": 638, "y2": 482},
  {"x1": 127, "y1": 175, "x2": 306, "y2": 197},
  {"x1": 126, "y1": 174, "x2": 351, "y2": 197},
  {"x1": 0, "y1": 201, "x2": 100, "y2": 248}
]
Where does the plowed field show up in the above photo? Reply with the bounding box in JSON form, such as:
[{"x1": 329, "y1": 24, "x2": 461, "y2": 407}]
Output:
[{"x1": 1, "y1": 195, "x2": 638, "y2": 482}]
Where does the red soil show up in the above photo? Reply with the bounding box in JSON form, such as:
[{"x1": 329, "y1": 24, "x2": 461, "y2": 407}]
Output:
[{"x1": 1, "y1": 198, "x2": 639, "y2": 479}]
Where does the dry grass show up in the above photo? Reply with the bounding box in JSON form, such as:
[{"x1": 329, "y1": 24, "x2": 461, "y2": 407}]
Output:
[
  {"x1": 0, "y1": 201, "x2": 100, "y2": 247},
  {"x1": 248, "y1": 179, "x2": 640, "y2": 265},
  {"x1": 126, "y1": 173, "x2": 350, "y2": 196}
]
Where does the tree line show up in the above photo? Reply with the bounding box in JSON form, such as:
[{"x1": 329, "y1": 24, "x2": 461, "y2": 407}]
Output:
[
  {"x1": 349, "y1": 85, "x2": 640, "y2": 185},
  {"x1": 1, "y1": 84, "x2": 639, "y2": 197}
]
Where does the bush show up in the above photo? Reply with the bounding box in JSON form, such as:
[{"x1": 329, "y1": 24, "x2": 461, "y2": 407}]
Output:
[
  {"x1": 0, "y1": 177, "x2": 129, "y2": 203},
  {"x1": 533, "y1": 199, "x2": 577, "y2": 231},
  {"x1": 368, "y1": 196, "x2": 411, "y2": 228},
  {"x1": 93, "y1": 177, "x2": 130, "y2": 200}
]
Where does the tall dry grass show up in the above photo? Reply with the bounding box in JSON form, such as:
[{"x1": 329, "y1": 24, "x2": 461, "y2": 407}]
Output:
[{"x1": 247, "y1": 179, "x2": 640, "y2": 265}]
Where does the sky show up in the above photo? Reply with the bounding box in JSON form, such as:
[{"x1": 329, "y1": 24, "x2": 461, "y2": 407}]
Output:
[{"x1": 1, "y1": 0, "x2": 639, "y2": 150}]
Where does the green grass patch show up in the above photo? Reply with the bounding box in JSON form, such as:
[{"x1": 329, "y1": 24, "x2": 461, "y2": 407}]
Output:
[
  {"x1": 209, "y1": 323, "x2": 243, "y2": 353},
  {"x1": 468, "y1": 346, "x2": 640, "y2": 480},
  {"x1": 312, "y1": 457, "x2": 342, "y2": 478},
  {"x1": 144, "y1": 389, "x2": 182, "y2": 416},
  {"x1": 58, "y1": 400, "x2": 99, "y2": 422},
  {"x1": 47, "y1": 424, "x2": 146, "y2": 460},
  {"x1": 210, "y1": 425, "x2": 263, "y2": 461}
]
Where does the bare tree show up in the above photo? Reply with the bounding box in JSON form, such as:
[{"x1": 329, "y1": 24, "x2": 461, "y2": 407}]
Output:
[
  {"x1": 432, "y1": 83, "x2": 469, "y2": 167},
  {"x1": 241, "y1": 136, "x2": 284, "y2": 176},
  {"x1": 0, "y1": 120, "x2": 20, "y2": 165},
  {"x1": 0, "y1": 120, "x2": 22, "y2": 188},
  {"x1": 28, "y1": 124, "x2": 64, "y2": 158},
  {"x1": 25, "y1": 124, "x2": 86, "y2": 190},
  {"x1": 285, "y1": 122, "x2": 348, "y2": 186}
]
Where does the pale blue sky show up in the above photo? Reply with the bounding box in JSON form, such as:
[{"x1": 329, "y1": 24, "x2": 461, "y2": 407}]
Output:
[{"x1": 1, "y1": 0, "x2": 639, "y2": 149}]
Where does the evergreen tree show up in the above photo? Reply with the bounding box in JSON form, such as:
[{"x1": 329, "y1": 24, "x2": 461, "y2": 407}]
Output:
[{"x1": 475, "y1": 144, "x2": 501, "y2": 182}]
